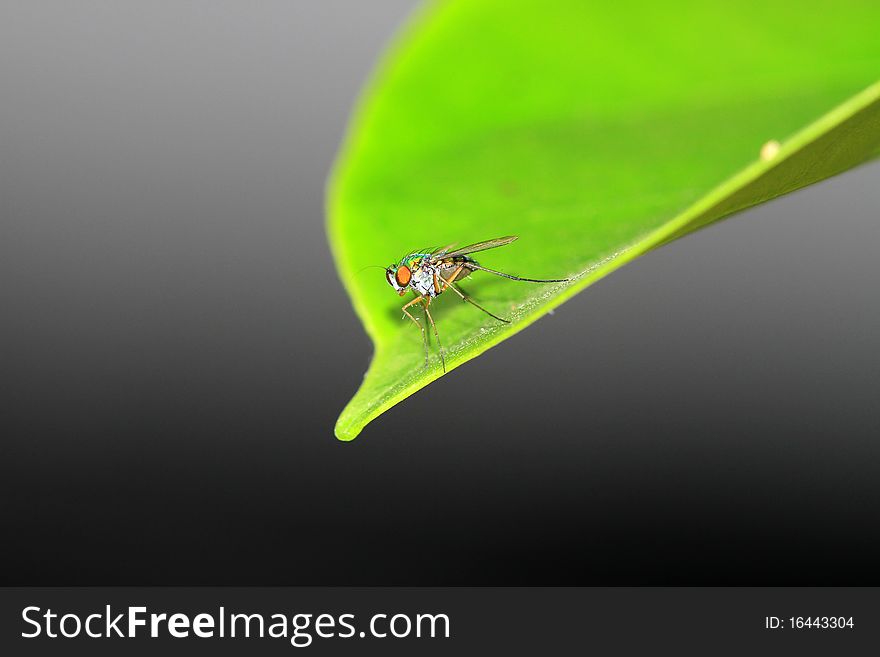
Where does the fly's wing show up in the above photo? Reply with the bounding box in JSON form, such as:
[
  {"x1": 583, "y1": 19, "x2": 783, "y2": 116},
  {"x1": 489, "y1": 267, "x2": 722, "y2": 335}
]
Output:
[
  {"x1": 439, "y1": 236, "x2": 518, "y2": 259},
  {"x1": 431, "y1": 242, "x2": 459, "y2": 258}
]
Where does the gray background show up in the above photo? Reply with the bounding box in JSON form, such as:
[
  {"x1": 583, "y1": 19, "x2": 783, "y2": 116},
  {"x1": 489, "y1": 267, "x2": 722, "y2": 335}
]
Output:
[{"x1": 1, "y1": 1, "x2": 878, "y2": 583}]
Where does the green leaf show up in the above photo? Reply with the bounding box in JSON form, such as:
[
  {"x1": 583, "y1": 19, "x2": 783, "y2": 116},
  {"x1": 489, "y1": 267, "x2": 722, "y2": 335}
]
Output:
[{"x1": 327, "y1": 0, "x2": 880, "y2": 440}]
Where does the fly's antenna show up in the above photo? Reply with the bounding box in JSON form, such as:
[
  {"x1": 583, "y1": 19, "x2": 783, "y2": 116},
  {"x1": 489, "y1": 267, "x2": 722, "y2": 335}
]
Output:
[
  {"x1": 355, "y1": 264, "x2": 388, "y2": 275},
  {"x1": 466, "y1": 263, "x2": 570, "y2": 283}
]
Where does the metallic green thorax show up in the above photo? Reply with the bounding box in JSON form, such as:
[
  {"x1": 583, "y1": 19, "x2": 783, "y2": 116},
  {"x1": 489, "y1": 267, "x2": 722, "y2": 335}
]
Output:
[{"x1": 400, "y1": 252, "x2": 432, "y2": 269}]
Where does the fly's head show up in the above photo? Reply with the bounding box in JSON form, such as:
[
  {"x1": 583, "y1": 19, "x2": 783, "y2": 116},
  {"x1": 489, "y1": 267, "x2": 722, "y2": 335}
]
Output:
[{"x1": 385, "y1": 262, "x2": 411, "y2": 296}]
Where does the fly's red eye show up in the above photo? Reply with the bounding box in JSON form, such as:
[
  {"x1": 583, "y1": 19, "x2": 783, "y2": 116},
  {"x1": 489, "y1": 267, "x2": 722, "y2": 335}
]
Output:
[{"x1": 395, "y1": 265, "x2": 411, "y2": 287}]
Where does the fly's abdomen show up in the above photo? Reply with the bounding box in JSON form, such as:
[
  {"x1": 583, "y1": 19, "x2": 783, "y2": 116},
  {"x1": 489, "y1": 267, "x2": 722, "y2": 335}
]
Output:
[{"x1": 438, "y1": 256, "x2": 475, "y2": 283}]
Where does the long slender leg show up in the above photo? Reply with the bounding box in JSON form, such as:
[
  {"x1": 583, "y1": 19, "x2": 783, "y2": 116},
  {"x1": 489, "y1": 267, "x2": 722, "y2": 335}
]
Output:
[
  {"x1": 439, "y1": 273, "x2": 511, "y2": 323},
  {"x1": 421, "y1": 296, "x2": 446, "y2": 373},
  {"x1": 401, "y1": 295, "x2": 429, "y2": 367},
  {"x1": 438, "y1": 264, "x2": 465, "y2": 292},
  {"x1": 464, "y1": 263, "x2": 569, "y2": 283}
]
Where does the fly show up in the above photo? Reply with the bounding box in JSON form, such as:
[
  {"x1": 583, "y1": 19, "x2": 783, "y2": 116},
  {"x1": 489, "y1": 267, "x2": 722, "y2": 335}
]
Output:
[{"x1": 384, "y1": 236, "x2": 570, "y2": 373}]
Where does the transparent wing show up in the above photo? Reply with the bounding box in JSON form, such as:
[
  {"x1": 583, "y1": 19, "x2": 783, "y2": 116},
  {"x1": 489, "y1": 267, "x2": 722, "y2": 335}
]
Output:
[
  {"x1": 431, "y1": 242, "x2": 459, "y2": 256},
  {"x1": 438, "y1": 236, "x2": 518, "y2": 259}
]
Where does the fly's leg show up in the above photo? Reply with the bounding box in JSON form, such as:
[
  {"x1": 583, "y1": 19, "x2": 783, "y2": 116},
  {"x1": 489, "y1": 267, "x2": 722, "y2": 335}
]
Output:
[
  {"x1": 421, "y1": 296, "x2": 446, "y2": 373},
  {"x1": 438, "y1": 264, "x2": 465, "y2": 292},
  {"x1": 401, "y1": 295, "x2": 429, "y2": 367},
  {"x1": 462, "y1": 263, "x2": 569, "y2": 283},
  {"x1": 439, "y1": 270, "x2": 511, "y2": 323}
]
